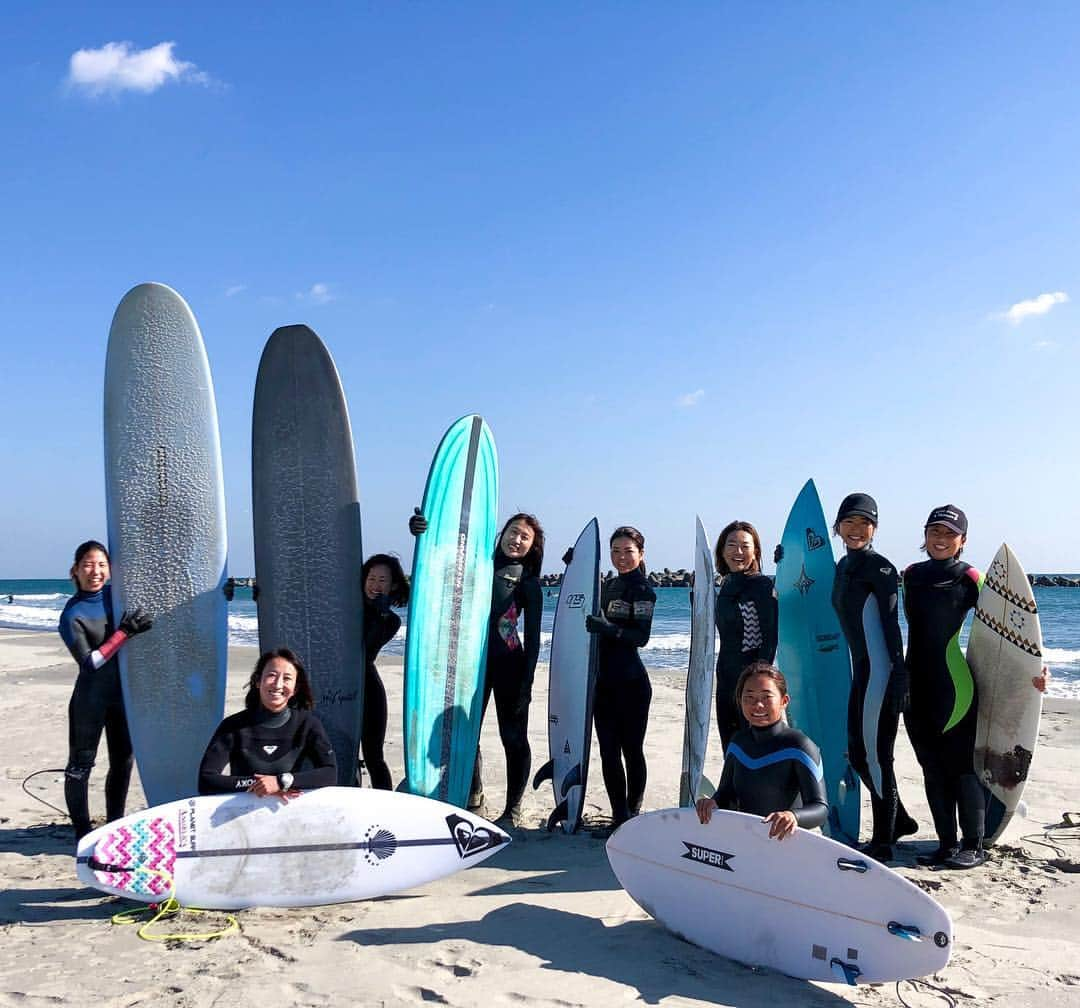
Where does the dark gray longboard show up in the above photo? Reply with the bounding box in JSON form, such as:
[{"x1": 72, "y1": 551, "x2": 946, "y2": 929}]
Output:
[{"x1": 252, "y1": 325, "x2": 364, "y2": 786}]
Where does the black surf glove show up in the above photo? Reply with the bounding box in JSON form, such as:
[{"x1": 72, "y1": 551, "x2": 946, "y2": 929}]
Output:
[
  {"x1": 409, "y1": 507, "x2": 428, "y2": 536},
  {"x1": 119, "y1": 607, "x2": 153, "y2": 637},
  {"x1": 585, "y1": 612, "x2": 619, "y2": 638}
]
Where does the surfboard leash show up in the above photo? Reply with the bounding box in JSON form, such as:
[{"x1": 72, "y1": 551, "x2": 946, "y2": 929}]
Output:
[
  {"x1": 20, "y1": 767, "x2": 68, "y2": 819},
  {"x1": 109, "y1": 865, "x2": 240, "y2": 943},
  {"x1": 1017, "y1": 813, "x2": 1080, "y2": 862},
  {"x1": 895, "y1": 978, "x2": 958, "y2": 1007}
]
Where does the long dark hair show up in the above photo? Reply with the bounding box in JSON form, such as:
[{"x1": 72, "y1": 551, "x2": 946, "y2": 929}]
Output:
[
  {"x1": 70, "y1": 539, "x2": 109, "y2": 584},
  {"x1": 361, "y1": 553, "x2": 411, "y2": 607},
  {"x1": 714, "y1": 521, "x2": 763, "y2": 575},
  {"x1": 496, "y1": 513, "x2": 545, "y2": 576},
  {"x1": 244, "y1": 648, "x2": 315, "y2": 711},
  {"x1": 610, "y1": 525, "x2": 646, "y2": 574}
]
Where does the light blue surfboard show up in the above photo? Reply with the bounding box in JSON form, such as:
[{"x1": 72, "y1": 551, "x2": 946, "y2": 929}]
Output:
[
  {"x1": 104, "y1": 282, "x2": 228, "y2": 805},
  {"x1": 403, "y1": 416, "x2": 498, "y2": 806},
  {"x1": 775, "y1": 479, "x2": 860, "y2": 845}
]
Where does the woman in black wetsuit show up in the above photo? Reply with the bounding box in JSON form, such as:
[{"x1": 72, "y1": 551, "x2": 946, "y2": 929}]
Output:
[
  {"x1": 696, "y1": 662, "x2": 827, "y2": 840},
  {"x1": 903, "y1": 506, "x2": 987, "y2": 868},
  {"x1": 587, "y1": 526, "x2": 656, "y2": 832},
  {"x1": 58, "y1": 540, "x2": 153, "y2": 840},
  {"x1": 359, "y1": 554, "x2": 410, "y2": 790},
  {"x1": 409, "y1": 510, "x2": 544, "y2": 825},
  {"x1": 830, "y1": 493, "x2": 917, "y2": 861},
  {"x1": 713, "y1": 521, "x2": 778, "y2": 753},
  {"x1": 199, "y1": 648, "x2": 337, "y2": 797}
]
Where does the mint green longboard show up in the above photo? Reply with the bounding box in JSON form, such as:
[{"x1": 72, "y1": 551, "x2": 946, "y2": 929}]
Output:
[{"x1": 403, "y1": 416, "x2": 498, "y2": 806}]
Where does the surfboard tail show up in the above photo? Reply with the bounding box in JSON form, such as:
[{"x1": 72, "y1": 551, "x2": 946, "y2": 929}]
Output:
[{"x1": 532, "y1": 759, "x2": 553, "y2": 790}]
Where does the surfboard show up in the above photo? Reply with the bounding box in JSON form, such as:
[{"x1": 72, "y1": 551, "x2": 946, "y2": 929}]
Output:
[
  {"x1": 967, "y1": 543, "x2": 1044, "y2": 843},
  {"x1": 76, "y1": 787, "x2": 510, "y2": 909},
  {"x1": 404, "y1": 415, "x2": 498, "y2": 806},
  {"x1": 775, "y1": 479, "x2": 860, "y2": 844},
  {"x1": 252, "y1": 325, "x2": 365, "y2": 787},
  {"x1": 680, "y1": 517, "x2": 715, "y2": 807},
  {"x1": 606, "y1": 807, "x2": 951, "y2": 985},
  {"x1": 532, "y1": 518, "x2": 600, "y2": 832},
  {"x1": 861, "y1": 594, "x2": 893, "y2": 800},
  {"x1": 104, "y1": 282, "x2": 227, "y2": 806}
]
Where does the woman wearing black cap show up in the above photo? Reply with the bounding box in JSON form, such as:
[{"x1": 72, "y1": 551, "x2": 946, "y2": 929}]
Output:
[
  {"x1": 831, "y1": 493, "x2": 917, "y2": 861},
  {"x1": 902, "y1": 507, "x2": 987, "y2": 868}
]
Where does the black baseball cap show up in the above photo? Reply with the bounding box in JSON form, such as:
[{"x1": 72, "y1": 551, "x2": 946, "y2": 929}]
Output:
[
  {"x1": 836, "y1": 492, "x2": 878, "y2": 525},
  {"x1": 925, "y1": 505, "x2": 968, "y2": 536}
]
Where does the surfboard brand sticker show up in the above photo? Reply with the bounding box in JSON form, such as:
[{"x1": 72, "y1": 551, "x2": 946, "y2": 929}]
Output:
[
  {"x1": 805, "y1": 528, "x2": 825, "y2": 551},
  {"x1": 564, "y1": 592, "x2": 585, "y2": 608},
  {"x1": 794, "y1": 565, "x2": 815, "y2": 596},
  {"x1": 680, "y1": 841, "x2": 734, "y2": 871},
  {"x1": 446, "y1": 814, "x2": 506, "y2": 859}
]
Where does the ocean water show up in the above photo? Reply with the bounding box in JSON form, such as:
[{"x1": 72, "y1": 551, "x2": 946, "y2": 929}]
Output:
[{"x1": 3, "y1": 579, "x2": 1078, "y2": 699}]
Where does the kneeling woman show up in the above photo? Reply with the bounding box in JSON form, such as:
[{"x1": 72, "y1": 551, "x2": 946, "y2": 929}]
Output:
[
  {"x1": 199, "y1": 648, "x2": 337, "y2": 797},
  {"x1": 696, "y1": 662, "x2": 827, "y2": 841}
]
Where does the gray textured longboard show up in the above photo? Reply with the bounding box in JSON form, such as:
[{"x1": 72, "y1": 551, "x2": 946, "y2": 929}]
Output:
[
  {"x1": 680, "y1": 517, "x2": 715, "y2": 806},
  {"x1": 104, "y1": 282, "x2": 228, "y2": 806},
  {"x1": 252, "y1": 325, "x2": 365, "y2": 786}
]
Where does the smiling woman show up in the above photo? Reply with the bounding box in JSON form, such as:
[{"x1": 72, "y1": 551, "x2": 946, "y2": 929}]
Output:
[{"x1": 197, "y1": 648, "x2": 337, "y2": 798}]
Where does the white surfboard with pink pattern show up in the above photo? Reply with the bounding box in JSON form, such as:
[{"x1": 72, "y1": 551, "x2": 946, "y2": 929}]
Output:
[{"x1": 76, "y1": 787, "x2": 510, "y2": 909}]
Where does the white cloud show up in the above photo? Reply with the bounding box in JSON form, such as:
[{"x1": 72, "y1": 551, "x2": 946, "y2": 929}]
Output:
[
  {"x1": 67, "y1": 41, "x2": 208, "y2": 96},
  {"x1": 296, "y1": 283, "x2": 334, "y2": 305},
  {"x1": 1034, "y1": 340, "x2": 1058, "y2": 350},
  {"x1": 677, "y1": 389, "x2": 705, "y2": 408},
  {"x1": 224, "y1": 285, "x2": 246, "y2": 298},
  {"x1": 1002, "y1": 291, "x2": 1069, "y2": 325}
]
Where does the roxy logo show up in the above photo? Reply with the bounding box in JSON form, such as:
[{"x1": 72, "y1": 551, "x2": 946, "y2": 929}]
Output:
[{"x1": 681, "y1": 841, "x2": 734, "y2": 871}]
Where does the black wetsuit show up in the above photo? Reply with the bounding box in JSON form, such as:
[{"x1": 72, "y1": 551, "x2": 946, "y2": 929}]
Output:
[
  {"x1": 712, "y1": 720, "x2": 828, "y2": 829},
  {"x1": 58, "y1": 586, "x2": 132, "y2": 838},
  {"x1": 361, "y1": 597, "x2": 402, "y2": 790},
  {"x1": 714, "y1": 572, "x2": 778, "y2": 751},
  {"x1": 592, "y1": 569, "x2": 656, "y2": 824},
  {"x1": 198, "y1": 706, "x2": 337, "y2": 793},
  {"x1": 903, "y1": 557, "x2": 984, "y2": 850},
  {"x1": 831, "y1": 545, "x2": 915, "y2": 848},
  {"x1": 470, "y1": 554, "x2": 542, "y2": 814}
]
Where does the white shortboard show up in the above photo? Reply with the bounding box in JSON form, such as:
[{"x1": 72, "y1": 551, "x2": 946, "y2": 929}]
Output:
[
  {"x1": 533, "y1": 518, "x2": 600, "y2": 832},
  {"x1": 680, "y1": 517, "x2": 715, "y2": 806},
  {"x1": 967, "y1": 543, "x2": 1044, "y2": 843},
  {"x1": 104, "y1": 282, "x2": 228, "y2": 806},
  {"x1": 861, "y1": 594, "x2": 893, "y2": 798},
  {"x1": 76, "y1": 787, "x2": 510, "y2": 909},
  {"x1": 606, "y1": 808, "x2": 952, "y2": 985}
]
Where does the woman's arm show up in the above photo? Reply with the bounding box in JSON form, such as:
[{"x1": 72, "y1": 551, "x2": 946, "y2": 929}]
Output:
[
  {"x1": 197, "y1": 722, "x2": 255, "y2": 794},
  {"x1": 760, "y1": 579, "x2": 778, "y2": 663},
  {"x1": 521, "y1": 577, "x2": 543, "y2": 682},
  {"x1": 290, "y1": 715, "x2": 338, "y2": 790}
]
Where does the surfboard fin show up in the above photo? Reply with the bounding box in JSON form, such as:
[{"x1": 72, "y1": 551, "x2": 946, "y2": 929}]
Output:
[
  {"x1": 559, "y1": 764, "x2": 581, "y2": 798},
  {"x1": 546, "y1": 800, "x2": 568, "y2": 832},
  {"x1": 830, "y1": 959, "x2": 861, "y2": 985},
  {"x1": 697, "y1": 775, "x2": 715, "y2": 799},
  {"x1": 532, "y1": 760, "x2": 553, "y2": 790}
]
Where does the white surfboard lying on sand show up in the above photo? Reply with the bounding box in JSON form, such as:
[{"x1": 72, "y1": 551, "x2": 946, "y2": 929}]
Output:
[
  {"x1": 967, "y1": 543, "x2": 1044, "y2": 843},
  {"x1": 76, "y1": 787, "x2": 510, "y2": 909},
  {"x1": 606, "y1": 808, "x2": 951, "y2": 985}
]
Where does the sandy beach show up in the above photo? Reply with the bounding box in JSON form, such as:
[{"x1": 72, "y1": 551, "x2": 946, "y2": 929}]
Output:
[{"x1": 1, "y1": 627, "x2": 1077, "y2": 1008}]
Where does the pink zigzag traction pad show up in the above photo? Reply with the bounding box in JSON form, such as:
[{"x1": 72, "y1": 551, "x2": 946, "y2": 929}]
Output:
[{"x1": 92, "y1": 817, "x2": 177, "y2": 898}]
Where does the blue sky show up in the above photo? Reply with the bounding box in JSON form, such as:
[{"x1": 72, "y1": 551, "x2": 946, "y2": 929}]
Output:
[{"x1": 4, "y1": 4, "x2": 1078, "y2": 577}]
